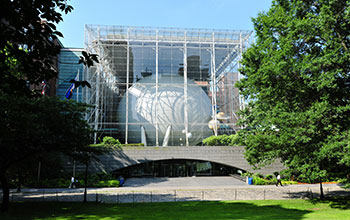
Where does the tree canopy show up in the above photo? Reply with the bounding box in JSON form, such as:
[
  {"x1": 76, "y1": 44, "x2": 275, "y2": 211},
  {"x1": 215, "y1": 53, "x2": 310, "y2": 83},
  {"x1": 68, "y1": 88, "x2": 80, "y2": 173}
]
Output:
[
  {"x1": 0, "y1": 0, "x2": 99, "y2": 211},
  {"x1": 0, "y1": 0, "x2": 73, "y2": 96},
  {"x1": 237, "y1": 0, "x2": 350, "y2": 190}
]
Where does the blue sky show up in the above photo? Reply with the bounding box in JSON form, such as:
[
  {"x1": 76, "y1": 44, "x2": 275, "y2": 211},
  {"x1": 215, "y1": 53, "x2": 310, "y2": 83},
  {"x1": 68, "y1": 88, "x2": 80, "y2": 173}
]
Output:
[{"x1": 57, "y1": 0, "x2": 272, "y2": 48}]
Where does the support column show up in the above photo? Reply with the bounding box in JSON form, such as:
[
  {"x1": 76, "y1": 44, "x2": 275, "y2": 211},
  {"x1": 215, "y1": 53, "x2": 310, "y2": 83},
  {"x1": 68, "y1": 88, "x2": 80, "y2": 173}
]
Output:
[
  {"x1": 94, "y1": 68, "x2": 100, "y2": 143},
  {"x1": 93, "y1": 27, "x2": 101, "y2": 144},
  {"x1": 211, "y1": 33, "x2": 218, "y2": 136},
  {"x1": 155, "y1": 30, "x2": 159, "y2": 147},
  {"x1": 183, "y1": 31, "x2": 189, "y2": 146},
  {"x1": 238, "y1": 32, "x2": 245, "y2": 111},
  {"x1": 125, "y1": 28, "x2": 130, "y2": 144}
]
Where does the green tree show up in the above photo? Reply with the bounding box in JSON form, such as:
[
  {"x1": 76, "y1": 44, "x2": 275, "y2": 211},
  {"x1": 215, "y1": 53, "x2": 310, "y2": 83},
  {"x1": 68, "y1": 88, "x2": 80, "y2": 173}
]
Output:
[
  {"x1": 0, "y1": 0, "x2": 73, "y2": 96},
  {"x1": 237, "y1": 0, "x2": 350, "y2": 198},
  {"x1": 0, "y1": 96, "x2": 97, "y2": 211},
  {"x1": 0, "y1": 0, "x2": 100, "y2": 211}
]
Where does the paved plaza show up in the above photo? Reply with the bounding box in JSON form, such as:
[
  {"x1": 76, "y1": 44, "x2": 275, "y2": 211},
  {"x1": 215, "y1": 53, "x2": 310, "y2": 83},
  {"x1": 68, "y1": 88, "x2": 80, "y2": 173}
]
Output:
[
  {"x1": 4, "y1": 177, "x2": 350, "y2": 203},
  {"x1": 122, "y1": 176, "x2": 247, "y2": 188}
]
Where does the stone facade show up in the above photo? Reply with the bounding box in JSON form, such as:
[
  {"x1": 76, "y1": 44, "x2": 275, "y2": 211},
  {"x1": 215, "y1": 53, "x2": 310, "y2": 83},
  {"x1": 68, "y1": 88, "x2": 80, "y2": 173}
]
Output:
[{"x1": 65, "y1": 146, "x2": 284, "y2": 175}]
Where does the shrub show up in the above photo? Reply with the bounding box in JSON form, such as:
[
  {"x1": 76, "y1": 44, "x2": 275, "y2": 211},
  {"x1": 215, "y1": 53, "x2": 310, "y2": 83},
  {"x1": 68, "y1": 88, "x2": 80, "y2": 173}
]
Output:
[
  {"x1": 95, "y1": 180, "x2": 120, "y2": 187},
  {"x1": 122, "y1": 143, "x2": 145, "y2": 147},
  {"x1": 252, "y1": 173, "x2": 264, "y2": 179},
  {"x1": 252, "y1": 176, "x2": 270, "y2": 185},
  {"x1": 102, "y1": 136, "x2": 121, "y2": 147},
  {"x1": 265, "y1": 174, "x2": 274, "y2": 180},
  {"x1": 203, "y1": 134, "x2": 241, "y2": 146}
]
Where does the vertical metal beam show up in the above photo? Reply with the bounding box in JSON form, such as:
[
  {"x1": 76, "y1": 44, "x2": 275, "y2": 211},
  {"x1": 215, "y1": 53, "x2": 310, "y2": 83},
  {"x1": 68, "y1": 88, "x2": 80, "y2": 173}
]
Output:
[
  {"x1": 155, "y1": 29, "x2": 159, "y2": 147},
  {"x1": 94, "y1": 70, "x2": 100, "y2": 143},
  {"x1": 93, "y1": 27, "x2": 101, "y2": 144},
  {"x1": 211, "y1": 33, "x2": 218, "y2": 136},
  {"x1": 125, "y1": 28, "x2": 130, "y2": 144},
  {"x1": 238, "y1": 32, "x2": 245, "y2": 112},
  {"x1": 183, "y1": 31, "x2": 189, "y2": 146}
]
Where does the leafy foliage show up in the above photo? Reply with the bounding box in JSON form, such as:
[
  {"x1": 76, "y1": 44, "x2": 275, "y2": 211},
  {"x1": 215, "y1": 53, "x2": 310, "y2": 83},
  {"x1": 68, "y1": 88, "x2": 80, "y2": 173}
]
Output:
[
  {"x1": 101, "y1": 136, "x2": 122, "y2": 147},
  {"x1": 202, "y1": 134, "x2": 241, "y2": 146},
  {"x1": 0, "y1": 0, "x2": 73, "y2": 96},
  {"x1": 237, "y1": 0, "x2": 350, "y2": 189},
  {"x1": 0, "y1": 0, "x2": 98, "y2": 211},
  {"x1": 78, "y1": 51, "x2": 99, "y2": 68}
]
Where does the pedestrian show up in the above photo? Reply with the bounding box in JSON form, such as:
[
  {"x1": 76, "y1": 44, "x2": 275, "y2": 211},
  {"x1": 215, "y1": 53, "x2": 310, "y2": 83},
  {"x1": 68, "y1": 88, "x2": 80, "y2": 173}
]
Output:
[
  {"x1": 69, "y1": 176, "x2": 76, "y2": 188},
  {"x1": 118, "y1": 176, "x2": 125, "y2": 187},
  {"x1": 276, "y1": 174, "x2": 283, "y2": 186}
]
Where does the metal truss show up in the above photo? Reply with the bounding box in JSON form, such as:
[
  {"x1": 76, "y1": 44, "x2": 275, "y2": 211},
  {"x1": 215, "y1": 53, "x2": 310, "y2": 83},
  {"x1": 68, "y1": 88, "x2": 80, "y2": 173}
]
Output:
[{"x1": 83, "y1": 25, "x2": 252, "y2": 145}]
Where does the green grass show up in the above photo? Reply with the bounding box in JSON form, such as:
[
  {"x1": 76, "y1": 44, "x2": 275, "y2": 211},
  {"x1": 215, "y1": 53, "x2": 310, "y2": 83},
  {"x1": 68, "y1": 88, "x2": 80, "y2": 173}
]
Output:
[{"x1": 1, "y1": 199, "x2": 350, "y2": 220}]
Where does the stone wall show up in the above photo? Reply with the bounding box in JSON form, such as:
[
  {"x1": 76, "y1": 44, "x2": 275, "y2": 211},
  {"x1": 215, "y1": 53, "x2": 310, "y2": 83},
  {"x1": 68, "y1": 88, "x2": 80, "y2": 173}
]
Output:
[{"x1": 64, "y1": 146, "x2": 284, "y2": 175}]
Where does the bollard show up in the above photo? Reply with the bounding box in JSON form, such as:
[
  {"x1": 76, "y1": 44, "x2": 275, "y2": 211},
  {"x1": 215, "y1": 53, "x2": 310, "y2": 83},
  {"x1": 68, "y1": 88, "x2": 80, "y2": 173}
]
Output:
[{"x1": 263, "y1": 190, "x2": 265, "y2": 200}]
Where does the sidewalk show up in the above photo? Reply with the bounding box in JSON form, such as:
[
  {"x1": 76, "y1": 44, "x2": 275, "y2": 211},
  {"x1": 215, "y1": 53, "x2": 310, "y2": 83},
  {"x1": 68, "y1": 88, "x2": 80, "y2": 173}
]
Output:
[{"x1": 4, "y1": 180, "x2": 350, "y2": 203}]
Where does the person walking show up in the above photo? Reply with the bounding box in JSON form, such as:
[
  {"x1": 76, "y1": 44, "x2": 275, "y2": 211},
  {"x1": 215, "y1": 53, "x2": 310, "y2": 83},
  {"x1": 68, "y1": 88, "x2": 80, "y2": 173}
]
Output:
[
  {"x1": 69, "y1": 176, "x2": 76, "y2": 188},
  {"x1": 276, "y1": 174, "x2": 283, "y2": 186}
]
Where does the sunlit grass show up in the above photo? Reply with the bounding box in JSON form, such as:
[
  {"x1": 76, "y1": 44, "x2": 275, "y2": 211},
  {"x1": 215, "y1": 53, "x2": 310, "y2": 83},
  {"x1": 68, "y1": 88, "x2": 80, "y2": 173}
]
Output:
[{"x1": 1, "y1": 199, "x2": 350, "y2": 220}]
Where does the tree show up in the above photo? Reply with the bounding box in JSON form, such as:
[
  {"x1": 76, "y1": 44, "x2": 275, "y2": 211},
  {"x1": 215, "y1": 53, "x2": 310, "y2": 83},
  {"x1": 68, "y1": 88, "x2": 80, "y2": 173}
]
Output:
[
  {"x1": 0, "y1": 0, "x2": 73, "y2": 96},
  {"x1": 0, "y1": 0, "x2": 100, "y2": 211},
  {"x1": 237, "y1": 0, "x2": 350, "y2": 198},
  {"x1": 0, "y1": 95, "x2": 98, "y2": 211}
]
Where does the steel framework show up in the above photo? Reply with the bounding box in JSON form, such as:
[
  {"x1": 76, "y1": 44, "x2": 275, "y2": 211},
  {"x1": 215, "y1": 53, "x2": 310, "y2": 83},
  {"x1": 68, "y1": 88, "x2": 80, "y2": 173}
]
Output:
[{"x1": 82, "y1": 25, "x2": 252, "y2": 146}]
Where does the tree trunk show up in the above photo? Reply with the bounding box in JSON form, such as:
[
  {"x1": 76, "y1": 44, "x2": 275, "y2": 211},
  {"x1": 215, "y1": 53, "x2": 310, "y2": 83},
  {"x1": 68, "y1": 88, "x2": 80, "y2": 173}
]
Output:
[
  {"x1": 319, "y1": 178, "x2": 325, "y2": 199},
  {"x1": 16, "y1": 172, "x2": 22, "y2": 193},
  {"x1": 0, "y1": 170, "x2": 10, "y2": 212},
  {"x1": 83, "y1": 163, "x2": 88, "y2": 203}
]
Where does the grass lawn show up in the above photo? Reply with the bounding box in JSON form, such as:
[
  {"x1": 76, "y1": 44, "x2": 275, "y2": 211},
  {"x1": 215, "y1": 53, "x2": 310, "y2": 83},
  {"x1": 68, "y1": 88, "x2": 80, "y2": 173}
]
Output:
[{"x1": 1, "y1": 199, "x2": 350, "y2": 220}]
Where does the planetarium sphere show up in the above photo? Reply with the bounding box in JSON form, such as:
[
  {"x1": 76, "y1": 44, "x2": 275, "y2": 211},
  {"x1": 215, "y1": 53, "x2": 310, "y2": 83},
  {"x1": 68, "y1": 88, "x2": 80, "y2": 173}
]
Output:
[{"x1": 117, "y1": 75, "x2": 212, "y2": 146}]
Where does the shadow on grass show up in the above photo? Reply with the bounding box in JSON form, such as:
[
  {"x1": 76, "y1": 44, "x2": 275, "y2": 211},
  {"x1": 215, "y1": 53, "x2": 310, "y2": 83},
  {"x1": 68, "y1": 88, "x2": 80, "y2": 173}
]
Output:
[
  {"x1": 307, "y1": 196, "x2": 350, "y2": 210},
  {"x1": 0, "y1": 201, "x2": 311, "y2": 220}
]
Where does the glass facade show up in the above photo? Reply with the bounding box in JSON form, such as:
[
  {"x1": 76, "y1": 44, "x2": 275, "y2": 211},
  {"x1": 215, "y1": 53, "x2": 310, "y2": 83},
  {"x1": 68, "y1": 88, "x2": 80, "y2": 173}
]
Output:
[
  {"x1": 57, "y1": 48, "x2": 84, "y2": 101},
  {"x1": 83, "y1": 25, "x2": 252, "y2": 146},
  {"x1": 113, "y1": 159, "x2": 243, "y2": 178}
]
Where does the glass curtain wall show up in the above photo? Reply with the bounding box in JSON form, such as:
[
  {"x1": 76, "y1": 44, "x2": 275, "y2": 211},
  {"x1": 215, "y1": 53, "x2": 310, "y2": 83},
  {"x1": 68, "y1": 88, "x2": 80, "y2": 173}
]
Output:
[{"x1": 83, "y1": 25, "x2": 252, "y2": 146}]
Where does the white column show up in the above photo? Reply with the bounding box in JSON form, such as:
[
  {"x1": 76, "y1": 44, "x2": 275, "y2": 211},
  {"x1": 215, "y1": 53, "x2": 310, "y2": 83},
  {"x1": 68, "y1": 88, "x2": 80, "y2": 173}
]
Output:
[
  {"x1": 211, "y1": 33, "x2": 218, "y2": 136},
  {"x1": 183, "y1": 31, "x2": 189, "y2": 146},
  {"x1": 155, "y1": 29, "x2": 159, "y2": 147},
  {"x1": 125, "y1": 28, "x2": 130, "y2": 144},
  {"x1": 239, "y1": 32, "x2": 245, "y2": 111},
  {"x1": 93, "y1": 27, "x2": 101, "y2": 143}
]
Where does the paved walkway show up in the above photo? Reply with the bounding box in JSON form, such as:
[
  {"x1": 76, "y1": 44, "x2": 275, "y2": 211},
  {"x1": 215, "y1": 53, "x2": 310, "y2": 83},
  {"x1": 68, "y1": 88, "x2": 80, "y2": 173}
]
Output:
[
  {"x1": 122, "y1": 177, "x2": 247, "y2": 188},
  {"x1": 4, "y1": 177, "x2": 350, "y2": 203}
]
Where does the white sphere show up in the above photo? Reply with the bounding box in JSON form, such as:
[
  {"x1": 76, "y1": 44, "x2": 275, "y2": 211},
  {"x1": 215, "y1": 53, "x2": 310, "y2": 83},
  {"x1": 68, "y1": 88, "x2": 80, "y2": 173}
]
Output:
[{"x1": 117, "y1": 75, "x2": 212, "y2": 146}]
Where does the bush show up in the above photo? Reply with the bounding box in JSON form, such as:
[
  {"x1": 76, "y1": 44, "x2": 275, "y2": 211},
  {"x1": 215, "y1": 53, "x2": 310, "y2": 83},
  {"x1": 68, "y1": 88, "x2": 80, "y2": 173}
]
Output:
[
  {"x1": 252, "y1": 173, "x2": 264, "y2": 179},
  {"x1": 102, "y1": 136, "x2": 121, "y2": 147},
  {"x1": 95, "y1": 180, "x2": 120, "y2": 187},
  {"x1": 265, "y1": 174, "x2": 274, "y2": 180},
  {"x1": 252, "y1": 176, "x2": 274, "y2": 185},
  {"x1": 122, "y1": 143, "x2": 144, "y2": 147},
  {"x1": 203, "y1": 134, "x2": 241, "y2": 146}
]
